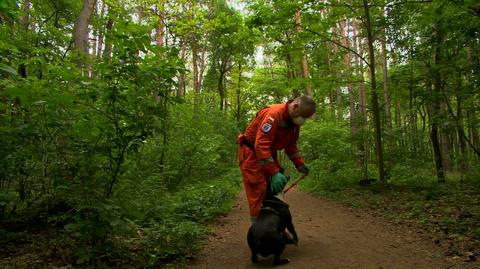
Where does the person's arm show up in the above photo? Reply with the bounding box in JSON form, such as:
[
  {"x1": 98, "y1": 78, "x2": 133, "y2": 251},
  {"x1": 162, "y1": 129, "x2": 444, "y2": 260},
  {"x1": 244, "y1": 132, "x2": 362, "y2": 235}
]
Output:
[
  {"x1": 285, "y1": 127, "x2": 309, "y2": 174},
  {"x1": 254, "y1": 113, "x2": 280, "y2": 176}
]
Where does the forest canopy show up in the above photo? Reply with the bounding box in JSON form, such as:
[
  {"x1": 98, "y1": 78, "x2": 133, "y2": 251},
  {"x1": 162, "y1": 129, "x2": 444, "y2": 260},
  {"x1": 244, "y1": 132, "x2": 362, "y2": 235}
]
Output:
[{"x1": 0, "y1": 0, "x2": 479, "y2": 267}]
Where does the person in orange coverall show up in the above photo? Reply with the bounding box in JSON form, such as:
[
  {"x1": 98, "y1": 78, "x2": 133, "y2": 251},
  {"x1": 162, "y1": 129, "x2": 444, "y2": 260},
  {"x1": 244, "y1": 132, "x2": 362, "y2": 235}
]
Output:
[{"x1": 237, "y1": 95, "x2": 316, "y2": 223}]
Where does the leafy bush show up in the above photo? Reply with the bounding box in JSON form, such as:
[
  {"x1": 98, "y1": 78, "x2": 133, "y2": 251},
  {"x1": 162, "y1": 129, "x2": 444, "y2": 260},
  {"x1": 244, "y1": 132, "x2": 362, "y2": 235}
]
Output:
[
  {"x1": 0, "y1": 11, "x2": 242, "y2": 267},
  {"x1": 297, "y1": 121, "x2": 366, "y2": 191},
  {"x1": 387, "y1": 164, "x2": 436, "y2": 188},
  {"x1": 114, "y1": 168, "x2": 241, "y2": 267},
  {"x1": 119, "y1": 98, "x2": 239, "y2": 192}
]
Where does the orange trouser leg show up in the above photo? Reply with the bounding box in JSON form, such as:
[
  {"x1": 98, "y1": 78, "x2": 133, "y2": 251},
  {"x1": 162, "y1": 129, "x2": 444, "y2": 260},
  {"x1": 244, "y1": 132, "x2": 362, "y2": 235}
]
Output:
[{"x1": 239, "y1": 145, "x2": 267, "y2": 217}]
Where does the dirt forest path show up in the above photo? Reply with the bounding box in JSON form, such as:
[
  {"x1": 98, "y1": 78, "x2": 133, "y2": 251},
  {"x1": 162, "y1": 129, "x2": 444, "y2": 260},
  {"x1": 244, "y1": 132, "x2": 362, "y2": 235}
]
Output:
[{"x1": 181, "y1": 188, "x2": 478, "y2": 269}]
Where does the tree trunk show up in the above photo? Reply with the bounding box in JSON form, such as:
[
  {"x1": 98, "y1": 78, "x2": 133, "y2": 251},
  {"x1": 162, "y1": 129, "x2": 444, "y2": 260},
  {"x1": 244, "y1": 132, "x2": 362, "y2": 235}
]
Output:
[
  {"x1": 381, "y1": 27, "x2": 393, "y2": 150},
  {"x1": 326, "y1": 49, "x2": 336, "y2": 115},
  {"x1": 218, "y1": 71, "x2": 225, "y2": 111},
  {"x1": 91, "y1": 1, "x2": 98, "y2": 58},
  {"x1": 20, "y1": 0, "x2": 31, "y2": 31},
  {"x1": 235, "y1": 62, "x2": 243, "y2": 128},
  {"x1": 431, "y1": 19, "x2": 446, "y2": 182},
  {"x1": 426, "y1": 79, "x2": 445, "y2": 182},
  {"x1": 192, "y1": 40, "x2": 200, "y2": 94},
  {"x1": 456, "y1": 102, "x2": 467, "y2": 172},
  {"x1": 353, "y1": 19, "x2": 368, "y2": 172},
  {"x1": 465, "y1": 46, "x2": 479, "y2": 157},
  {"x1": 218, "y1": 59, "x2": 228, "y2": 111},
  {"x1": 104, "y1": 18, "x2": 114, "y2": 60},
  {"x1": 17, "y1": 0, "x2": 31, "y2": 77},
  {"x1": 339, "y1": 20, "x2": 356, "y2": 136},
  {"x1": 156, "y1": 1, "x2": 165, "y2": 49},
  {"x1": 191, "y1": 37, "x2": 201, "y2": 112},
  {"x1": 302, "y1": 55, "x2": 312, "y2": 96},
  {"x1": 96, "y1": 0, "x2": 106, "y2": 59},
  {"x1": 74, "y1": 0, "x2": 97, "y2": 65},
  {"x1": 395, "y1": 99, "x2": 403, "y2": 148},
  {"x1": 331, "y1": 26, "x2": 342, "y2": 121},
  {"x1": 198, "y1": 46, "x2": 207, "y2": 89},
  {"x1": 467, "y1": 110, "x2": 480, "y2": 155},
  {"x1": 364, "y1": 0, "x2": 385, "y2": 183},
  {"x1": 294, "y1": 10, "x2": 312, "y2": 96},
  {"x1": 177, "y1": 44, "x2": 187, "y2": 97},
  {"x1": 440, "y1": 102, "x2": 452, "y2": 170}
]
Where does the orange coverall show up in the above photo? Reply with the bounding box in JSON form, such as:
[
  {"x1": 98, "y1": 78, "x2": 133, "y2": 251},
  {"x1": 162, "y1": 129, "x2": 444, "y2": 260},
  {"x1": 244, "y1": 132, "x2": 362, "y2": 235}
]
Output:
[{"x1": 238, "y1": 101, "x2": 305, "y2": 217}]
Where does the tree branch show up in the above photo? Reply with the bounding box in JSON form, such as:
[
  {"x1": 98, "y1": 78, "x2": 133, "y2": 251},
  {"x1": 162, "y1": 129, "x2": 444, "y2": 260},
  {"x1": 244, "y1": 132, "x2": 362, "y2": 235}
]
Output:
[
  {"x1": 300, "y1": 25, "x2": 370, "y2": 67},
  {"x1": 443, "y1": 93, "x2": 480, "y2": 158}
]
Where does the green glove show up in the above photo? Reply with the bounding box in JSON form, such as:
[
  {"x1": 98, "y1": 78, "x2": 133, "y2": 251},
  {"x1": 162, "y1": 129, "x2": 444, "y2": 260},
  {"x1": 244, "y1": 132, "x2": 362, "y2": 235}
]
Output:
[{"x1": 270, "y1": 172, "x2": 288, "y2": 194}]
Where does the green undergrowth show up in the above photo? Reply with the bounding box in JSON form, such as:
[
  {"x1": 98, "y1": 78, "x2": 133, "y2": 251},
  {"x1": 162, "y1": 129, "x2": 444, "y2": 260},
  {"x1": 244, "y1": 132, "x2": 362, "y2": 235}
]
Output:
[
  {"x1": 299, "y1": 172, "x2": 480, "y2": 258},
  {"x1": 122, "y1": 168, "x2": 242, "y2": 267},
  {"x1": 0, "y1": 168, "x2": 242, "y2": 268}
]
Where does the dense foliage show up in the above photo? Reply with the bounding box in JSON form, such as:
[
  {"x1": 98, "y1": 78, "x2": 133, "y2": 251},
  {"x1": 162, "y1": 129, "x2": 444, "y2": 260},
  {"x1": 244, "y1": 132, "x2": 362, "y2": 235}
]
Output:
[
  {"x1": 0, "y1": 0, "x2": 241, "y2": 267},
  {"x1": 1, "y1": 0, "x2": 479, "y2": 266}
]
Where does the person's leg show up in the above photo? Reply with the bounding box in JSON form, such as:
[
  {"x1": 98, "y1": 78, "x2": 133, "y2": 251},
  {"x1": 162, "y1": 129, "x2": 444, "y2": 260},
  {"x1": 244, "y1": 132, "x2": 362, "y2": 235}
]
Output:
[
  {"x1": 240, "y1": 146, "x2": 267, "y2": 220},
  {"x1": 244, "y1": 179, "x2": 267, "y2": 218}
]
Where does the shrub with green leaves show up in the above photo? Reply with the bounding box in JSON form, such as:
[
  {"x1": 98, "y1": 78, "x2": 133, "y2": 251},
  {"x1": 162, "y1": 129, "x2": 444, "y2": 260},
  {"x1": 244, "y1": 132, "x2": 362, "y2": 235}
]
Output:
[{"x1": 298, "y1": 121, "x2": 366, "y2": 191}]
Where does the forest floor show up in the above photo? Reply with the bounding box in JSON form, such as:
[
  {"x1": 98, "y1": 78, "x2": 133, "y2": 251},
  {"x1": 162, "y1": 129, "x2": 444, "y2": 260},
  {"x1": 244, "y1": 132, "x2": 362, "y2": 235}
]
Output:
[{"x1": 174, "y1": 188, "x2": 479, "y2": 269}]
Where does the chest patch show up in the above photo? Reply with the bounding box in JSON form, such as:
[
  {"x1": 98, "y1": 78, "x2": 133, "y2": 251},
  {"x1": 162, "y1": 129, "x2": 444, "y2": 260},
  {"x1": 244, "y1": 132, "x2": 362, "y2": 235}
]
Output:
[{"x1": 261, "y1": 123, "x2": 272, "y2": 133}]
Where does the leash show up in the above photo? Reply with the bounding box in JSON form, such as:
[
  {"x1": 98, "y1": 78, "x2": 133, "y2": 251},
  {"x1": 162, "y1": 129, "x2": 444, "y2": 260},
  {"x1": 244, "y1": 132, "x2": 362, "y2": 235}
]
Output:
[{"x1": 283, "y1": 174, "x2": 308, "y2": 194}]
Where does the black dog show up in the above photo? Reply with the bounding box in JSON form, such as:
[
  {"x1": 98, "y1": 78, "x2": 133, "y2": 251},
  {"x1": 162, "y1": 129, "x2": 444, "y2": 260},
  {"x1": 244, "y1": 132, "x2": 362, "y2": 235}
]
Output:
[{"x1": 247, "y1": 193, "x2": 298, "y2": 266}]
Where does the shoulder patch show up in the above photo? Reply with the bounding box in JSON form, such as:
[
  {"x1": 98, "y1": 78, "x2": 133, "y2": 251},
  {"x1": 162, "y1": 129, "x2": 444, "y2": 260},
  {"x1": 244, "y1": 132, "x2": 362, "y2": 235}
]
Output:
[{"x1": 261, "y1": 123, "x2": 272, "y2": 133}]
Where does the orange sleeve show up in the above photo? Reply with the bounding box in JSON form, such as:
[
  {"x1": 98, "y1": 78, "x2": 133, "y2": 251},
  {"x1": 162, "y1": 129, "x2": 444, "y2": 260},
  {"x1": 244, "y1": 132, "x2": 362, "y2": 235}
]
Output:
[
  {"x1": 285, "y1": 127, "x2": 304, "y2": 167},
  {"x1": 284, "y1": 126, "x2": 300, "y2": 156},
  {"x1": 254, "y1": 111, "x2": 277, "y2": 160}
]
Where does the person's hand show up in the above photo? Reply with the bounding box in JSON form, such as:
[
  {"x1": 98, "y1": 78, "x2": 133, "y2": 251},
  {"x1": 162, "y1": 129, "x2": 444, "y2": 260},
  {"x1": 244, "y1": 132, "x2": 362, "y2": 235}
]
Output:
[
  {"x1": 270, "y1": 172, "x2": 288, "y2": 194},
  {"x1": 297, "y1": 164, "x2": 309, "y2": 175}
]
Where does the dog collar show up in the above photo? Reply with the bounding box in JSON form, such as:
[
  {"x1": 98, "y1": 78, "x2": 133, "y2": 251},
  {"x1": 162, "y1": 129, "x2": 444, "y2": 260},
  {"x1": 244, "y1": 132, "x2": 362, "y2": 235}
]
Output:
[
  {"x1": 260, "y1": 206, "x2": 280, "y2": 216},
  {"x1": 263, "y1": 198, "x2": 289, "y2": 208}
]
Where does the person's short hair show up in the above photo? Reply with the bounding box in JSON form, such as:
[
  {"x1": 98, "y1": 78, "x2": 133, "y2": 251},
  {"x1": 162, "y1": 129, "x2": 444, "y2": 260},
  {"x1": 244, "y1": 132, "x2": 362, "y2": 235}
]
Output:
[{"x1": 296, "y1": 95, "x2": 316, "y2": 113}]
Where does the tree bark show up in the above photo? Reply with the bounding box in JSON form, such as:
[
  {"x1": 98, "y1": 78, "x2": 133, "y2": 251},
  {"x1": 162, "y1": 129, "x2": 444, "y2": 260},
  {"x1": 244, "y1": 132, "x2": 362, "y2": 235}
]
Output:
[
  {"x1": 156, "y1": 1, "x2": 165, "y2": 49},
  {"x1": 20, "y1": 0, "x2": 31, "y2": 31},
  {"x1": 364, "y1": 0, "x2": 385, "y2": 183},
  {"x1": 395, "y1": 99, "x2": 404, "y2": 148},
  {"x1": 218, "y1": 70, "x2": 225, "y2": 111},
  {"x1": 192, "y1": 39, "x2": 200, "y2": 95},
  {"x1": 339, "y1": 20, "x2": 356, "y2": 136},
  {"x1": 380, "y1": 26, "x2": 393, "y2": 150},
  {"x1": 217, "y1": 58, "x2": 230, "y2": 111},
  {"x1": 74, "y1": 0, "x2": 97, "y2": 65},
  {"x1": 104, "y1": 18, "x2": 114, "y2": 60},
  {"x1": 326, "y1": 48, "x2": 336, "y2": 115},
  {"x1": 353, "y1": 22, "x2": 367, "y2": 120},
  {"x1": 91, "y1": 1, "x2": 98, "y2": 58},
  {"x1": 465, "y1": 46, "x2": 479, "y2": 157},
  {"x1": 294, "y1": 10, "x2": 312, "y2": 96},
  {"x1": 236, "y1": 62, "x2": 243, "y2": 126},
  {"x1": 455, "y1": 88, "x2": 467, "y2": 172},
  {"x1": 430, "y1": 19, "x2": 446, "y2": 182},
  {"x1": 330, "y1": 26, "x2": 342, "y2": 121},
  {"x1": 440, "y1": 101, "x2": 452, "y2": 170},
  {"x1": 198, "y1": 46, "x2": 207, "y2": 89},
  {"x1": 353, "y1": 19, "x2": 368, "y2": 172},
  {"x1": 177, "y1": 44, "x2": 187, "y2": 97},
  {"x1": 96, "y1": 0, "x2": 106, "y2": 59}
]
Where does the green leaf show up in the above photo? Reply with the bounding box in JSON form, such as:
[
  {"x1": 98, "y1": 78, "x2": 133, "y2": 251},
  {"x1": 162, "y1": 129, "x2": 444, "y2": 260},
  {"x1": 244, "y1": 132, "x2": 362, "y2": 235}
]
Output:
[{"x1": 0, "y1": 65, "x2": 18, "y2": 76}]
